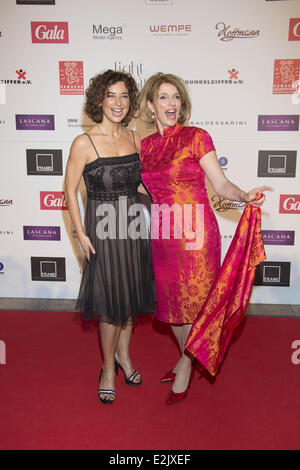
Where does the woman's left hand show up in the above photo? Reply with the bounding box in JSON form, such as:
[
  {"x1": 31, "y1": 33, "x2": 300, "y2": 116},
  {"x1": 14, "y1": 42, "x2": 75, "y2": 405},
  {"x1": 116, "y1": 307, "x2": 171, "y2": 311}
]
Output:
[{"x1": 244, "y1": 186, "x2": 274, "y2": 206}]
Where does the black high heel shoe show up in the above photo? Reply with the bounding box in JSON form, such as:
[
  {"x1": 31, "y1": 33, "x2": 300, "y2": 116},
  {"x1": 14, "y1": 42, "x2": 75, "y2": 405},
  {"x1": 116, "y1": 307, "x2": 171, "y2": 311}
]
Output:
[
  {"x1": 98, "y1": 369, "x2": 116, "y2": 404},
  {"x1": 114, "y1": 358, "x2": 142, "y2": 386}
]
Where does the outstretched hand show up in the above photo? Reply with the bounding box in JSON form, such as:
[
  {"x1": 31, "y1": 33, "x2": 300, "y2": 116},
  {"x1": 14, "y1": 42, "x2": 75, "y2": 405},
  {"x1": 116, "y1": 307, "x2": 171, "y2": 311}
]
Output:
[{"x1": 244, "y1": 186, "x2": 274, "y2": 206}]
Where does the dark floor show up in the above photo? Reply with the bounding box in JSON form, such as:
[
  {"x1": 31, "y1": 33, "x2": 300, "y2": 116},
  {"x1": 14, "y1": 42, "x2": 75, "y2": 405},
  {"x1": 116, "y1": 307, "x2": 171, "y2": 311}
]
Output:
[{"x1": 0, "y1": 298, "x2": 299, "y2": 317}]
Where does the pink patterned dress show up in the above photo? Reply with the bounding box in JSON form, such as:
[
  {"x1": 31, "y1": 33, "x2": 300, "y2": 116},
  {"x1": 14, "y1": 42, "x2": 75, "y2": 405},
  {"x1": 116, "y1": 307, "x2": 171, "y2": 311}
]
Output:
[{"x1": 141, "y1": 123, "x2": 221, "y2": 324}]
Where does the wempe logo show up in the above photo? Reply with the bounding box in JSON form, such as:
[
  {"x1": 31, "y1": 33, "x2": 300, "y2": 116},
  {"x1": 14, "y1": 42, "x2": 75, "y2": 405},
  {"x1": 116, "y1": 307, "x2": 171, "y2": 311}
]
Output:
[
  {"x1": 93, "y1": 24, "x2": 124, "y2": 40},
  {"x1": 40, "y1": 191, "x2": 68, "y2": 210},
  {"x1": 150, "y1": 24, "x2": 191, "y2": 36},
  {"x1": 261, "y1": 230, "x2": 295, "y2": 246},
  {"x1": 258, "y1": 115, "x2": 299, "y2": 131},
  {"x1": 257, "y1": 150, "x2": 297, "y2": 177},
  {"x1": 279, "y1": 195, "x2": 300, "y2": 214},
  {"x1": 289, "y1": 18, "x2": 300, "y2": 41},
  {"x1": 31, "y1": 22, "x2": 69, "y2": 43},
  {"x1": 273, "y1": 59, "x2": 300, "y2": 94},
  {"x1": 216, "y1": 22, "x2": 260, "y2": 41},
  {"x1": 24, "y1": 226, "x2": 61, "y2": 241}
]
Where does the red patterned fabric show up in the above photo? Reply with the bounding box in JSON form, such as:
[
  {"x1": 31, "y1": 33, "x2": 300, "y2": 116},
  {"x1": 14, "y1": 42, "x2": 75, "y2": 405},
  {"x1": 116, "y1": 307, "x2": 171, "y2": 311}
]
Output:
[
  {"x1": 141, "y1": 123, "x2": 221, "y2": 324},
  {"x1": 185, "y1": 202, "x2": 266, "y2": 376}
]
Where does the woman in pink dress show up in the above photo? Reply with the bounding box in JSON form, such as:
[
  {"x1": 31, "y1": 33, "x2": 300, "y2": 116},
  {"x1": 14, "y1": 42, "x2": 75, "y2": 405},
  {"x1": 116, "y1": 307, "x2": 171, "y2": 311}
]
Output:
[{"x1": 139, "y1": 73, "x2": 271, "y2": 405}]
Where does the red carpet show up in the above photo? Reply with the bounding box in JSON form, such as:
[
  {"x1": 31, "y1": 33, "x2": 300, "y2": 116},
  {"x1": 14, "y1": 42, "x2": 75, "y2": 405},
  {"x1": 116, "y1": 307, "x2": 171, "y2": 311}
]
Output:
[{"x1": 0, "y1": 310, "x2": 299, "y2": 450}]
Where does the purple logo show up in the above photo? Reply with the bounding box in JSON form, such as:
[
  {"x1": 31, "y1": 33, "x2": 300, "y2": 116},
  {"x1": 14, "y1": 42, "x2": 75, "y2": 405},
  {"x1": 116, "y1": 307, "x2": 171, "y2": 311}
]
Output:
[
  {"x1": 16, "y1": 114, "x2": 55, "y2": 130},
  {"x1": 258, "y1": 115, "x2": 299, "y2": 131},
  {"x1": 23, "y1": 226, "x2": 61, "y2": 241},
  {"x1": 261, "y1": 230, "x2": 295, "y2": 245}
]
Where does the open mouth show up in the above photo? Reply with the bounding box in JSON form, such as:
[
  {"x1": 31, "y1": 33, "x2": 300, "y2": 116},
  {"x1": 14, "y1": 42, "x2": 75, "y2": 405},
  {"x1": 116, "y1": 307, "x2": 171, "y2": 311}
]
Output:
[{"x1": 166, "y1": 110, "x2": 177, "y2": 118}]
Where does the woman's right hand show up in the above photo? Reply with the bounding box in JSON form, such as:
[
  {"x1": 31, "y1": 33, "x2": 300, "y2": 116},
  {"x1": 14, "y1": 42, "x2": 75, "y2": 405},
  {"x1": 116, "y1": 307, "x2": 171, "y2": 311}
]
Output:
[{"x1": 78, "y1": 234, "x2": 96, "y2": 261}]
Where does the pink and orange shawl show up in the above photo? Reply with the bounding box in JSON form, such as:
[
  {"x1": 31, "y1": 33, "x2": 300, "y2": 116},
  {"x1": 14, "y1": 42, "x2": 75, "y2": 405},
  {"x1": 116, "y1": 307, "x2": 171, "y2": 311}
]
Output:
[{"x1": 185, "y1": 201, "x2": 266, "y2": 376}]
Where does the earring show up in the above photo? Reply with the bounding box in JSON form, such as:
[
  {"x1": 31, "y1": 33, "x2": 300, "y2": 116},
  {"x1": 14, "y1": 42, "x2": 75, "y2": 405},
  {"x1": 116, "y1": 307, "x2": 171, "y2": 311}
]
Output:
[{"x1": 152, "y1": 112, "x2": 155, "y2": 119}]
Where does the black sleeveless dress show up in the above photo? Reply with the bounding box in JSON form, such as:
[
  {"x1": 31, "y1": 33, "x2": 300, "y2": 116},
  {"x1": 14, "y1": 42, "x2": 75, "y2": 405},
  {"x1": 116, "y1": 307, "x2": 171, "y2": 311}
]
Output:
[{"x1": 75, "y1": 133, "x2": 155, "y2": 325}]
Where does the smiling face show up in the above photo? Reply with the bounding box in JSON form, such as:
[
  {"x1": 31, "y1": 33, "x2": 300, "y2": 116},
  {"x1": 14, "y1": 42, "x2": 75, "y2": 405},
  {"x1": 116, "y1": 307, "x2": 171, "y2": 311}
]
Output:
[
  {"x1": 147, "y1": 82, "x2": 182, "y2": 134},
  {"x1": 101, "y1": 81, "x2": 130, "y2": 124}
]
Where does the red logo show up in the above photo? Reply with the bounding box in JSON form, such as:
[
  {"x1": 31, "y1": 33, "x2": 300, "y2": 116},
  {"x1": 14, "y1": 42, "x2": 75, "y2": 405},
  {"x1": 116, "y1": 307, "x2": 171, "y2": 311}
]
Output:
[
  {"x1": 59, "y1": 61, "x2": 84, "y2": 95},
  {"x1": 40, "y1": 191, "x2": 68, "y2": 210},
  {"x1": 279, "y1": 195, "x2": 300, "y2": 214},
  {"x1": 228, "y1": 68, "x2": 239, "y2": 80},
  {"x1": 31, "y1": 22, "x2": 69, "y2": 43},
  {"x1": 289, "y1": 18, "x2": 300, "y2": 41},
  {"x1": 273, "y1": 59, "x2": 300, "y2": 94}
]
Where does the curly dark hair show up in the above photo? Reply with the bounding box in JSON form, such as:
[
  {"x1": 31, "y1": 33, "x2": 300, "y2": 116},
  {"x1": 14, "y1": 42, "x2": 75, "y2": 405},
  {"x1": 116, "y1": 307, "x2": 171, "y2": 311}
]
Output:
[{"x1": 85, "y1": 69, "x2": 139, "y2": 127}]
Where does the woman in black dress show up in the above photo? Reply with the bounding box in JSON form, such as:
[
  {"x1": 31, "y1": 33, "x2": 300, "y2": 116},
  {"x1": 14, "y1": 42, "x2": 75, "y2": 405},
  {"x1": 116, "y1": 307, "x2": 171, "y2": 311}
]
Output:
[{"x1": 65, "y1": 70, "x2": 155, "y2": 404}]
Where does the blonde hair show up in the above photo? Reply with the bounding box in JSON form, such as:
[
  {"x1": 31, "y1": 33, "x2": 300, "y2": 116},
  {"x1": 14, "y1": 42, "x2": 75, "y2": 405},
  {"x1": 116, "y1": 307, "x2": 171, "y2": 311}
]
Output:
[{"x1": 139, "y1": 72, "x2": 191, "y2": 125}]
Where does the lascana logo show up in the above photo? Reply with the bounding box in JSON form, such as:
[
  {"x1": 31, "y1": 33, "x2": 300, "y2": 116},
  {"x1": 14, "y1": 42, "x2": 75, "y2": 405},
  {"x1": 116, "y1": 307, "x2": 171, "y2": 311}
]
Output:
[
  {"x1": 291, "y1": 340, "x2": 300, "y2": 365},
  {"x1": 31, "y1": 22, "x2": 69, "y2": 43}
]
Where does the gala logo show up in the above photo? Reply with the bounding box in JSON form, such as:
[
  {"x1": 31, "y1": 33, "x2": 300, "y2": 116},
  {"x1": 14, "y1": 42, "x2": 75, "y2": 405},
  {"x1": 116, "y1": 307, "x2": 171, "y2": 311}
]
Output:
[
  {"x1": 289, "y1": 19, "x2": 300, "y2": 41},
  {"x1": 40, "y1": 191, "x2": 68, "y2": 210},
  {"x1": 279, "y1": 195, "x2": 300, "y2": 213},
  {"x1": 31, "y1": 22, "x2": 69, "y2": 43}
]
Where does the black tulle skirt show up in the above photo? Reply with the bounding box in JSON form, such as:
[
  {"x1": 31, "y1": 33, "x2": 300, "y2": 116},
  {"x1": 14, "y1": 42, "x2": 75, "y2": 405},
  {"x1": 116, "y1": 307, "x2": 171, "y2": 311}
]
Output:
[{"x1": 75, "y1": 194, "x2": 156, "y2": 326}]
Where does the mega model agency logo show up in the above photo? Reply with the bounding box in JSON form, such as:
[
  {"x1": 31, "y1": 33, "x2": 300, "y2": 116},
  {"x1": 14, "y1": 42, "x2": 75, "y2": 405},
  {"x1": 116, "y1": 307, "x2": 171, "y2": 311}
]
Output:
[
  {"x1": 26, "y1": 149, "x2": 63, "y2": 175},
  {"x1": 92, "y1": 24, "x2": 124, "y2": 41},
  {"x1": 215, "y1": 22, "x2": 260, "y2": 41},
  {"x1": 289, "y1": 19, "x2": 300, "y2": 41},
  {"x1": 273, "y1": 59, "x2": 300, "y2": 94},
  {"x1": 185, "y1": 67, "x2": 243, "y2": 86},
  {"x1": 258, "y1": 150, "x2": 297, "y2": 177},
  {"x1": 31, "y1": 22, "x2": 69, "y2": 43},
  {"x1": 149, "y1": 24, "x2": 191, "y2": 36},
  {"x1": 31, "y1": 257, "x2": 66, "y2": 281},
  {"x1": 261, "y1": 230, "x2": 295, "y2": 246},
  {"x1": 279, "y1": 195, "x2": 300, "y2": 214},
  {"x1": 59, "y1": 61, "x2": 84, "y2": 95},
  {"x1": 258, "y1": 115, "x2": 299, "y2": 131},
  {"x1": 24, "y1": 226, "x2": 61, "y2": 241},
  {"x1": 254, "y1": 262, "x2": 290, "y2": 287},
  {"x1": 0, "y1": 69, "x2": 32, "y2": 85},
  {"x1": 16, "y1": 114, "x2": 55, "y2": 130},
  {"x1": 40, "y1": 191, "x2": 68, "y2": 210}
]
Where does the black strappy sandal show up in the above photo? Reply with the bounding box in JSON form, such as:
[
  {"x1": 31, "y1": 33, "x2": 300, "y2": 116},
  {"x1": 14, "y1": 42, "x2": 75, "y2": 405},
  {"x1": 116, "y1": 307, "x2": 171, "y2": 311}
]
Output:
[
  {"x1": 114, "y1": 358, "x2": 142, "y2": 386},
  {"x1": 98, "y1": 369, "x2": 116, "y2": 404}
]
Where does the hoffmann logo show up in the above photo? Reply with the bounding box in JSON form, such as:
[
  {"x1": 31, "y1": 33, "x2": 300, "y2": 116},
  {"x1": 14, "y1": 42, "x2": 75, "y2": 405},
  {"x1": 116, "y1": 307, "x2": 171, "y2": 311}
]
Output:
[
  {"x1": 40, "y1": 191, "x2": 68, "y2": 210},
  {"x1": 31, "y1": 22, "x2": 69, "y2": 43},
  {"x1": 279, "y1": 195, "x2": 300, "y2": 213}
]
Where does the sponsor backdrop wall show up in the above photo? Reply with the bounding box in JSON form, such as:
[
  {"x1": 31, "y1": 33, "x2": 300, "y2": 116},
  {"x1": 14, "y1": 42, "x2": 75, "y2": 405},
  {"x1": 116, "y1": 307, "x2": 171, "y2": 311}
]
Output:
[{"x1": 1, "y1": 0, "x2": 300, "y2": 306}]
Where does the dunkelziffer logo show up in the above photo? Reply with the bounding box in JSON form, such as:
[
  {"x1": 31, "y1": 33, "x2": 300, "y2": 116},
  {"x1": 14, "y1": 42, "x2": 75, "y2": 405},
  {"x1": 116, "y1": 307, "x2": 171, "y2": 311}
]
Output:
[
  {"x1": 31, "y1": 257, "x2": 66, "y2": 282},
  {"x1": 261, "y1": 230, "x2": 295, "y2": 246},
  {"x1": 59, "y1": 61, "x2": 84, "y2": 95},
  {"x1": 185, "y1": 68, "x2": 244, "y2": 86},
  {"x1": 16, "y1": 114, "x2": 55, "y2": 130},
  {"x1": 289, "y1": 19, "x2": 300, "y2": 41},
  {"x1": 24, "y1": 226, "x2": 61, "y2": 241},
  {"x1": 31, "y1": 22, "x2": 69, "y2": 43},
  {"x1": 254, "y1": 262, "x2": 290, "y2": 287},
  {"x1": 279, "y1": 195, "x2": 300, "y2": 214},
  {"x1": 257, "y1": 150, "x2": 297, "y2": 177},
  {"x1": 258, "y1": 115, "x2": 299, "y2": 131},
  {"x1": 0, "y1": 69, "x2": 32, "y2": 85},
  {"x1": 273, "y1": 59, "x2": 300, "y2": 94},
  {"x1": 40, "y1": 191, "x2": 68, "y2": 210},
  {"x1": 26, "y1": 149, "x2": 63, "y2": 175}
]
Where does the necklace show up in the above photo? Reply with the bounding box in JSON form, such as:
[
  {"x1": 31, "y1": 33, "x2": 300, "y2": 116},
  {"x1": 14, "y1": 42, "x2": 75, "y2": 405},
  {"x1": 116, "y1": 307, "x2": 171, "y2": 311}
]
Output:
[{"x1": 97, "y1": 124, "x2": 122, "y2": 145}]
